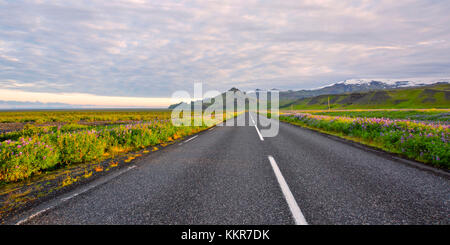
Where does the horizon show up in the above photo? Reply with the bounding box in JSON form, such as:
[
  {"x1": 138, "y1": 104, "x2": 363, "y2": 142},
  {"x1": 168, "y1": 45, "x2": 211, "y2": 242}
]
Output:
[
  {"x1": 1, "y1": 79, "x2": 448, "y2": 110},
  {"x1": 1, "y1": 1, "x2": 450, "y2": 108}
]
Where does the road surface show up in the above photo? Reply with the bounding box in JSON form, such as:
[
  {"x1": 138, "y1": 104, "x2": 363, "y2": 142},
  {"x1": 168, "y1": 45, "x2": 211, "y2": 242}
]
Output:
[{"x1": 14, "y1": 112, "x2": 450, "y2": 224}]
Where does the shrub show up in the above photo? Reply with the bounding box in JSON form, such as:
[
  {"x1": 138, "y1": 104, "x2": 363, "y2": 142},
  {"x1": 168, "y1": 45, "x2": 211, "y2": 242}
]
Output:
[{"x1": 0, "y1": 138, "x2": 59, "y2": 182}]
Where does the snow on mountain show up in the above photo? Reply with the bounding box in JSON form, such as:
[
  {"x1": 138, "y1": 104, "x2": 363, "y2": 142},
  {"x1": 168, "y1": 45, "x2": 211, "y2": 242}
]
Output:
[
  {"x1": 278, "y1": 78, "x2": 449, "y2": 102},
  {"x1": 335, "y1": 78, "x2": 449, "y2": 87}
]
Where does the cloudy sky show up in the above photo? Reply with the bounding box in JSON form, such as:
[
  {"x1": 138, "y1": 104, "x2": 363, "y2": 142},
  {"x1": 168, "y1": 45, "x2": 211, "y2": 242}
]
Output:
[{"x1": 1, "y1": 0, "x2": 449, "y2": 107}]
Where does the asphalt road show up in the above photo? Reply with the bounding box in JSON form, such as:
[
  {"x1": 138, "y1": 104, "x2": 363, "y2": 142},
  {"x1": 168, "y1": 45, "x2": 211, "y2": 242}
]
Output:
[{"x1": 16, "y1": 112, "x2": 450, "y2": 224}]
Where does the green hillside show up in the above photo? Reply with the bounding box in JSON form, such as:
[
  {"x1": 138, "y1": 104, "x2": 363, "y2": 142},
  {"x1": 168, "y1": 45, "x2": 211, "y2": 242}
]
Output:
[{"x1": 281, "y1": 83, "x2": 450, "y2": 110}]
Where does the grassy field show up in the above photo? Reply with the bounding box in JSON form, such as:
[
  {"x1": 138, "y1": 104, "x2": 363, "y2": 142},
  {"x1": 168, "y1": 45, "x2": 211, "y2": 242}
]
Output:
[
  {"x1": 0, "y1": 110, "x2": 226, "y2": 183},
  {"x1": 280, "y1": 109, "x2": 449, "y2": 169},
  {"x1": 281, "y1": 83, "x2": 450, "y2": 110},
  {"x1": 0, "y1": 109, "x2": 171, "y2": 123},
  {"x1": 308, "y1": 109, "x2": 450, "y2": 122}
]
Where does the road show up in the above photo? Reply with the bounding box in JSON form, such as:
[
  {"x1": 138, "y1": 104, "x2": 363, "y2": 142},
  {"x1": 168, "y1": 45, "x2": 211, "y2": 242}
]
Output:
[{"x1": 15, "y1": 112, "x2": 450, "y2": 224}]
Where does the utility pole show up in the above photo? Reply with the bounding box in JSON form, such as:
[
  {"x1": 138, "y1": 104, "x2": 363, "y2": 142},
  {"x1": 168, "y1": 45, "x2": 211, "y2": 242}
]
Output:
[{"x1": 328, "y1": 96, "x2": 330, "y2": 111}]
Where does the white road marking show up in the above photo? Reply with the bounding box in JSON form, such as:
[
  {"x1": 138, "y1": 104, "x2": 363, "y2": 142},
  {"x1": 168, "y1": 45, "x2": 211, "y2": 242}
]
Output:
[
  {"x1": 254, "y1": 124, "x2": 264, "y2": 141},
  {"x1": 15, "y1": 207, "x2": 52, "y2": 225},
  {"x1": 249, "y1": 113, "x2": 264, "y2": 141},
  {"x1": 183, "y1": 135, "x2": 198, "y2": 143},
  {"x1": 15, "y1": 165, "x2": 137, "y2": 225},
  {"x1": 61, "y1": 193, "x2": 79, "y2": 202},
  {"x1": 208, "y1": 127, "x2": 215, "y2": 131},
  {"x1": 268, "y1": 155, "x2": 308, "y2": 225}
]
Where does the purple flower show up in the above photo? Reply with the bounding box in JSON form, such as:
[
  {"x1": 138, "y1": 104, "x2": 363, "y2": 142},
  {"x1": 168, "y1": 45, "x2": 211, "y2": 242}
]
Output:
[{"x1": 17, "y1": 145, "x2": 22, "y2": 148}]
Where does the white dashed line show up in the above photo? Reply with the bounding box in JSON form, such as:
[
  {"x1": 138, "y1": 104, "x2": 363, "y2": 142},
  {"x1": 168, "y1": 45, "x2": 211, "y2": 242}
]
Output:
[
  {"x1": 268, "y1": 155, "x2": 308, "y2": 225},
  {"x1": 249, "y1": 113, "x2": 264, "y2": 141},
  {"x1": 183, "y1": 135, "x2": 198, "y2": 143},
  {"x1": 60, "y1": 193, "x2": 79, "y2": 202},
  {"x1": 15, "y1": 207, "x2": 52, "y2": 225}
]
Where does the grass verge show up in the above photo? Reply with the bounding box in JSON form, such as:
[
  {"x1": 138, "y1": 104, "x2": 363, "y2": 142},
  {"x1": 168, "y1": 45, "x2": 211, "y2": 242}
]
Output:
[{"x1": 280, "y1": 114, "x2": 449, "y2": 170}]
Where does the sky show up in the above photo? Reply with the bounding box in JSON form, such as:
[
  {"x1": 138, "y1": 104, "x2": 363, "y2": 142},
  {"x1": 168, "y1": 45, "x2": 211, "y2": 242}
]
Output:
[{"x1": 0, "y1": 0, "x2": 450, "y2": 108}]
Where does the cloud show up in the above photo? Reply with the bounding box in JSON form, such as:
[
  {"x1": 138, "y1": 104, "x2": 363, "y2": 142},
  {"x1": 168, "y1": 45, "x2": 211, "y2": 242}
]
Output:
[
  {"x1": 0, "y1": 79, "x2": 70, "y2": 89},
  {"x1": 0, "y1": 0, "x2": 449, "y2": 103}
]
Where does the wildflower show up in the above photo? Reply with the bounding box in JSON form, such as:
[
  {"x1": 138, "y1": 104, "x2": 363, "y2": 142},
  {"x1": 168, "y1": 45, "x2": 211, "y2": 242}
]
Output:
[{"x1": 17, "y1": 145, "x2": 22, "y2": 148}]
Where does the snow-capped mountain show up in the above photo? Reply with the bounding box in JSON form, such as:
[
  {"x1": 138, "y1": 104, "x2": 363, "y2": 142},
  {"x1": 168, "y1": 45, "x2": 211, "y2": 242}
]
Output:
[
  {"x1": 332, "y1": 78, "x2": 449, "y2": 88},
  {"x1": 279, "y1": 78, "x2": 449, "y2": 102}
]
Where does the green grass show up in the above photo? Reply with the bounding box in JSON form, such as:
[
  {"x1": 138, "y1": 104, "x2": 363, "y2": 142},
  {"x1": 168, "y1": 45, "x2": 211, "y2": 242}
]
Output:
[
  {"x1": 0, "y1": 110, "x2": 235, "y2": 183},
  {"x1": 0, "y1": 120, "x2": 207, "y2": 183},
  {"x1": 0, "y1": 109, "x2": 171, "y2": 123},
  {"x1": 310, "y1": 110, "x2": 450, "y2": 122},
  {"x1": 280, "y1": 113, "x2": 449, "y2": 169}
]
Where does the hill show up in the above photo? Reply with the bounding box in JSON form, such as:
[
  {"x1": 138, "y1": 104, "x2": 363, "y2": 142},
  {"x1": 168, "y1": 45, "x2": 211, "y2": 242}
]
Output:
[
  {"x1": 280, "y1": 83, "x2": 450, "y2": 110},
  {"x1": 168, "y1": 88, "x2": 259, "y2": 111},
  {"x1": 276, "y1": 79, "x2": 449, "y2": 107}
]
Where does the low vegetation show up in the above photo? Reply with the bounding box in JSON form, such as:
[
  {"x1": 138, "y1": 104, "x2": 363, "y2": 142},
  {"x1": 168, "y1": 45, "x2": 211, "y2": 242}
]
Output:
[
  {"x1": 280, "y1": 112, "x2": 449, "y2": 169},
  {"x1": 0, "y1": 109, "x2": 171, "y2": 123},
  {"x1": 310, "y1": 109, "x2": 450, "y2": 123},
  {"x1": 0, "y1": 110, "x2": 229, "y2": 183},
  {"x1": 0, "y1": 121, "x2": 205, "y2": 182}
]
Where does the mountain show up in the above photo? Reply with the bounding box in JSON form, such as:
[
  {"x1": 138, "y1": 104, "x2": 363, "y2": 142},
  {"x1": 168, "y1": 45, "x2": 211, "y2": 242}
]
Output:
[
  {"x1": 168, "y1": 87, "x2": 259, "y2": 110},
  {"x1": 324, "y1": 78, "x2": 449, "y2": 88},
  {"x1": 0, "y1": 100, "x2": 79, "y2": 109},
  {"x1": 168, "y1": 79, "x2": 450, "y2": 110},
  {"x1": 280, "y1": 83, "x2": 450, "y2": 110},
  {"x1": 278, "y1": 78, "x2": 449, "y2": 107}
]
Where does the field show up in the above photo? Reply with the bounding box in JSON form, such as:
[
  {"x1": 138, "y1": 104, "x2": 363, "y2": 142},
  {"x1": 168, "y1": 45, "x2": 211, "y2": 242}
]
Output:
[
  {"x1": 280, "y1": 109, "x2": 449, "y2": 169},
  {"x1": 0, "y1": 110, "x2": 221, "y2": 183},
  {"x1": 0, "y1": 109, "x2": 174, "y2": 123},
  {"x1": 308, "y1": 109, "x2": 450, "y2": 122}
]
